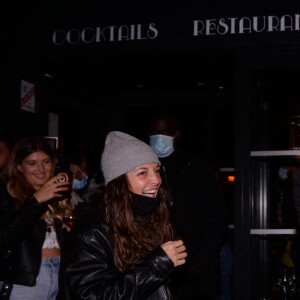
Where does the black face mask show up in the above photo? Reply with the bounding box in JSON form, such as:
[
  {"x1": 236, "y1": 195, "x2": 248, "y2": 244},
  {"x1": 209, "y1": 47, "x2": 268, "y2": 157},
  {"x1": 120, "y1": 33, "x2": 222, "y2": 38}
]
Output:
[{"x1": 130, "y1": 191, "x2": 161, "y2": 216}]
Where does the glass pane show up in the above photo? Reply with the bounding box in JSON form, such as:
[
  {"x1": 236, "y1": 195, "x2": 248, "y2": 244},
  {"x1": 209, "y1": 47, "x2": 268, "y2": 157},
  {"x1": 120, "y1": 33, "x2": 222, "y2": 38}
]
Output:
[
  {"x1": 269, "y1": 158, "x2": 298, "y2": 299},
  {"x1": 252, "y1": 69, "x2": 300, "y2": 151},
  {"x1": 251, "y1": 69, "x2": 300, "y2": 299}
]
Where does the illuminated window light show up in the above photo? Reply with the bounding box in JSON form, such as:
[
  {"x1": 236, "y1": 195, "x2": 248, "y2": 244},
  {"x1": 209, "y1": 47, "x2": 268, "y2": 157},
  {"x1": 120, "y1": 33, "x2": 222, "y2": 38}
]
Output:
[{"x1": 227, "y1": 176, "x2": 235, "y2": 182}]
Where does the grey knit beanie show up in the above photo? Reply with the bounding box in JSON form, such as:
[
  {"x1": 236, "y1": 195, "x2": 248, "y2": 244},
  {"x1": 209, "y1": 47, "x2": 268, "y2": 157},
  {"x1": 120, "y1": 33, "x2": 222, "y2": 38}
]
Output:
[{"x1": 101, "y1": 131, "x2": 161, "y2": 185}]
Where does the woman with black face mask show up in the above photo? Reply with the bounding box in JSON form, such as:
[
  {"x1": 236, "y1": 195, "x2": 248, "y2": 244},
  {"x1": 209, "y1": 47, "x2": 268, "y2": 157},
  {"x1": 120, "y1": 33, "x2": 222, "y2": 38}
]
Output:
[{"x1": 57, "y1": 131, "x2": 187, "y2": 300}]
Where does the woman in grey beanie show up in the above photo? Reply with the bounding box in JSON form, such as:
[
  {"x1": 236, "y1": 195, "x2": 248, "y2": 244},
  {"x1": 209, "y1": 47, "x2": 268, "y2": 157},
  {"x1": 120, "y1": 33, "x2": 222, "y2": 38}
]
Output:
[{"x1": 57, "y1": 131, "x2": 187, "y2": 300}]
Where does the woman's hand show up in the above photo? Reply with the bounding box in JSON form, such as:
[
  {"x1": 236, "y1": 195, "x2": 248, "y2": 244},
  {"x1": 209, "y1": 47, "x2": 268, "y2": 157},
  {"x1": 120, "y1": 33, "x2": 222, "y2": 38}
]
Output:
[
  {"x1": 161, "y1": 240, "x2": 187, "y2": 267},
  {"x1": 33, "y1": 175, "x2": 70, "y2": 203}
]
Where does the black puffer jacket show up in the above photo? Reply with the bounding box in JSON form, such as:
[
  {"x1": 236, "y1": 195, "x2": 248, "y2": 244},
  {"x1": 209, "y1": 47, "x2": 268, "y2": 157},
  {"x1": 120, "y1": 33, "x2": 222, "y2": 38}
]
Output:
[
  {"x1": 0, "y1": 184, "x2": 66, "y2": 287},
  {"x1": 56, "y1": 203, "x2": 174, "y2": 300}
]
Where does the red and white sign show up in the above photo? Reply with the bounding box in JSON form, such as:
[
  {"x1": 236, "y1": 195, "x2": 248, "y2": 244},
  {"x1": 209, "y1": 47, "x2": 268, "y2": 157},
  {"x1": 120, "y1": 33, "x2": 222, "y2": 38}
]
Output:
[{"x1": 20, "y1": 80, "x2": 35, "y2": 113}]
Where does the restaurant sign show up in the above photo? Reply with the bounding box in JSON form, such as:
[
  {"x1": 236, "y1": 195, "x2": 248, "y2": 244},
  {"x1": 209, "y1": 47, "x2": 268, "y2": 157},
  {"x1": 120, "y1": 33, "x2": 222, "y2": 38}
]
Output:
[
  {"x1": 50, "y1": 13, "x2": 300, "y2": 47},
  {"x1": 193, "y1": 14, "x2": 300, "y2": 36}
]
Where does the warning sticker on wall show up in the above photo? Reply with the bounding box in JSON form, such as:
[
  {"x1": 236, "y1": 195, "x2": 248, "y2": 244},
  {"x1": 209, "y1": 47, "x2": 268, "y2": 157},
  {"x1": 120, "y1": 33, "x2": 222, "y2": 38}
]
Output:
[{"x1": 20, "y1": 80, "x2": 35, "y2": 113}]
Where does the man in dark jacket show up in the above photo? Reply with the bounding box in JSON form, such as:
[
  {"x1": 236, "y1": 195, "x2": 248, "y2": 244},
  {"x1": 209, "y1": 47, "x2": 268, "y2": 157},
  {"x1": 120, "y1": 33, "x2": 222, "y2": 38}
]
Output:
[{"x1": 149, "y1": 115, "x2": 226, "y2": 300}]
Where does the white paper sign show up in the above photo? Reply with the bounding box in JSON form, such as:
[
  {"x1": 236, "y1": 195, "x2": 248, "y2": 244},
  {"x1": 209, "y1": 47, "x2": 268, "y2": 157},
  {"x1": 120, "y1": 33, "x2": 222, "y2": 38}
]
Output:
[{"x1": 20, "y1": 80, "x2": 35, "y2": 113}]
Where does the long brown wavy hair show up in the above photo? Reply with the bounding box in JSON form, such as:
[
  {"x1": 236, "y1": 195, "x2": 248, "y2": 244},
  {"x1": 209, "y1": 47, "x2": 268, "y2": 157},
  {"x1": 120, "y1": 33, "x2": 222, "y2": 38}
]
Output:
[
  {"x1": 104, "y1": 174, "x2": 173, "y2": 273},
  {"x1": 7, "y1": 137, "x2": 73, "y2": 220}
]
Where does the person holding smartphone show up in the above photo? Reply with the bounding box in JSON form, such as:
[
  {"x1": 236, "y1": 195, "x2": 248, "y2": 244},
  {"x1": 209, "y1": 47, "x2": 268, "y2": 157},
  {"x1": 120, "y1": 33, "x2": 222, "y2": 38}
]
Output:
[{"x1": 0, "y1": 137, "x2": 73, "y2": 300}]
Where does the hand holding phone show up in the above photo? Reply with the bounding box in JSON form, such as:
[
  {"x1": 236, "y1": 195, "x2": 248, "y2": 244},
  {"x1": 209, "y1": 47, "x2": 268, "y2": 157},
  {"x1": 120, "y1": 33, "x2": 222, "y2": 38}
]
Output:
[{"x1": 54, "y1": 162, "x2": 72, "y2": 196}]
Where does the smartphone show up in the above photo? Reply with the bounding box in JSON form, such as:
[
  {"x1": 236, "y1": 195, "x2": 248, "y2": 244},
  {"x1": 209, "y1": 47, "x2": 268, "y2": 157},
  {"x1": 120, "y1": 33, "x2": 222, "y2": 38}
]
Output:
[
  {"x1": 54, "y1": 162, "x2": 71, "y2": 181},
  {"x1": 54, "y1": 161, "x2": 72, "y2": 195}
]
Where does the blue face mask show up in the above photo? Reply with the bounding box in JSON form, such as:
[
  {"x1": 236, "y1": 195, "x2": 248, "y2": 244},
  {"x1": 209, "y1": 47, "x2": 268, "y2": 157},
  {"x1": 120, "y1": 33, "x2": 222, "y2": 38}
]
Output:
[
  {"x1": 150, "y1": 134, "x2": 174, "y2": 158},
  {"x1": 73, "y1": 172, "x2": 89, "y2": 190},
  {"x1": 278, "y1": 168, "x2": 288, "y2": 181}
]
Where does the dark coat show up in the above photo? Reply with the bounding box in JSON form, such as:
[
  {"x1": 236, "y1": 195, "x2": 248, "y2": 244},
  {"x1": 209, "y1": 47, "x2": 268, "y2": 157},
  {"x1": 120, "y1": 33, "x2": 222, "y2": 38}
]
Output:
[
  {"x1": 56, "y1": 203, "x2": 175, "y2": 300},
  {"x1": 160, "y1": 150, "x2": 226, "y2": 299},
  {"x1": 0, "y1": 184, "x2": 66, "y2": 287}
]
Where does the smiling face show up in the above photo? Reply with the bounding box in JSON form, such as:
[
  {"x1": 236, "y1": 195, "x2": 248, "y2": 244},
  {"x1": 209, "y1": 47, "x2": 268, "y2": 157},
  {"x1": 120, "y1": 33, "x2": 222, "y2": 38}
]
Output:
[
  {"x1": 17, "y1": 151, "x2": 54, "y2": 191},
  {"x1": 126, "y1": 163, "x2": 161, "y2": 198}
]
